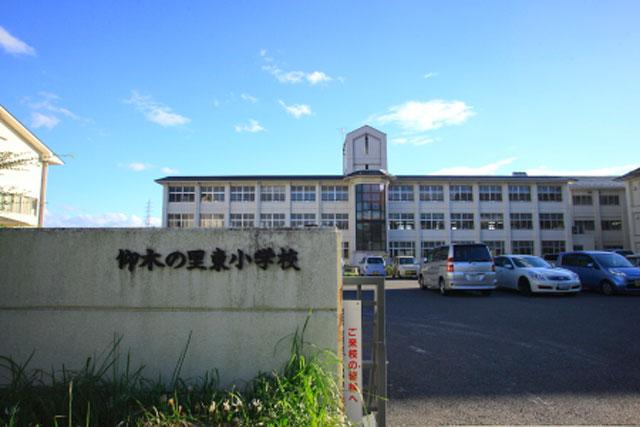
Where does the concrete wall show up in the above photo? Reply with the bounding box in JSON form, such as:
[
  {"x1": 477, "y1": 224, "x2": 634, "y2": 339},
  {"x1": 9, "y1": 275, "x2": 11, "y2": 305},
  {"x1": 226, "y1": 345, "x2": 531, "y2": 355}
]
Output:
[{"x1": 0, "y1": 228, "x2": 342, "y2": 385}]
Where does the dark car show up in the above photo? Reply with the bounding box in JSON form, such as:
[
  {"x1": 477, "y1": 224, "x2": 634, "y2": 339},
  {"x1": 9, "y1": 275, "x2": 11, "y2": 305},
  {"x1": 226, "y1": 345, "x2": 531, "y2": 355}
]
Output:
[{"x1": 557, "y1": 251, "x2": 640, "y2": 295}]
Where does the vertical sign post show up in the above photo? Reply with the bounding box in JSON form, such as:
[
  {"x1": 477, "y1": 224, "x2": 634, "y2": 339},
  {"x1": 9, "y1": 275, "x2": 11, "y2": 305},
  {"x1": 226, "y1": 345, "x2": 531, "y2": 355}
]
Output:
[{"x1": 343, "y1": 300, "x2": 363, "y2": 423}]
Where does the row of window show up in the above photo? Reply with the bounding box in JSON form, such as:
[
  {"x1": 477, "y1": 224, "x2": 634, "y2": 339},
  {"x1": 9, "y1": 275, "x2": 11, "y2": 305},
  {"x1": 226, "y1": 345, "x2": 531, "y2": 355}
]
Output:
[
  {"x1": 388, "y1": 184, "x2": 564, "y2": 202},
  {"x1": 388, "y1": 240, "x2": 565, "y2": 258},
  {"x1": 572, "y1": 219, "x2": 623, "y2": 233},
  {"x1": 169, "y1": 185, "x2": 349, "y2": 203},
  {"x1": 388, "y1": 212, "x2": 570, "y2": 231},
  {"x1": 0, "y1": 192, "x2": 38, "y2": 216},
  {"x1": 572, "y1": 193, "x2": 621, "y2": 206},
  {"x1": 167, "y1": 213, "x2": 349, "y2": 229}
]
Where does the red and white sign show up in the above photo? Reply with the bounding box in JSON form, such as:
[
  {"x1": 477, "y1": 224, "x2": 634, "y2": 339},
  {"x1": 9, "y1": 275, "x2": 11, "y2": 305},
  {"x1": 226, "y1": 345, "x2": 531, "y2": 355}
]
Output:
[{"x1": 343, "y1": 300, "x2": 363, "y2": 422}]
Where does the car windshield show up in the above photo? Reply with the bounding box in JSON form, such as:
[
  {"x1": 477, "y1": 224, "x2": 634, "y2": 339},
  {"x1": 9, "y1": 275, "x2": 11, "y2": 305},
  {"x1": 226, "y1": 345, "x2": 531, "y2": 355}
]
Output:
[
  {"x1": 512, "y1": 256, "x2": 550, "y2": 268},
  {"x1": 367, "y1": 257, "x2": 384, "y2": 264},
  {"x1": 594, "y1": 253, "x2": 633, "y2": 268},
  {"x1": 399, "y1": 258, "x2": 415, "y2": 265},
  {"x1": 453, "y1": 245, "x2": 492, "y2": 262}
]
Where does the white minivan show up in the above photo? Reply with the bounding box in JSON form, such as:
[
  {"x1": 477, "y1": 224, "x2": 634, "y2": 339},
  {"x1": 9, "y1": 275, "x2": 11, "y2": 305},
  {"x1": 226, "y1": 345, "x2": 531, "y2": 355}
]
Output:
[{"x1": 419, "y1": 243, "x2": 497, "y2": 295}]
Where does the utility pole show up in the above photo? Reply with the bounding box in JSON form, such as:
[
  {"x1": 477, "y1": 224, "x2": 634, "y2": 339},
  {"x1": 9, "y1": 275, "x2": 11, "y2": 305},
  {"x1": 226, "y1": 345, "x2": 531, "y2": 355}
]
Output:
[{"x1": 145, "y1": 199, "x2": 153, "y2": 227}]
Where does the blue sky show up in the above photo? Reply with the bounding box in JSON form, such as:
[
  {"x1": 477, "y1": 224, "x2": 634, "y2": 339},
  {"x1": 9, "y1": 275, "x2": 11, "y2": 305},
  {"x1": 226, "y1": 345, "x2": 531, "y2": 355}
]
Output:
[{"x1": 1, "y1": 0, "x2": 639, "y2": 226}]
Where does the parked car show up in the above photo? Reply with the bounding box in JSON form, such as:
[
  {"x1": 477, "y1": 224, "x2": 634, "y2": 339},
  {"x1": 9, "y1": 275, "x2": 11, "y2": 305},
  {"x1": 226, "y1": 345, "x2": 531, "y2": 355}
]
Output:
[
  {"x1": 391, "y1": 256, "x2": 420, "y2": 278},
  {"x1": 419, "y1": 243, "x2": 496, "y2": 295},
  {"x1": 358, "y1": 256, "x2": 386, "y2": 276},
  {"x1": 542, "y1": 253, "x2": 560, "y2": 266},
  {"x1": 627, "y1": 254, "x2": 640, "y2": 267},
  {"x1": 557, "y1": 251, "x2": 640, "y2": 295},
  {"x1": 613, "y1": 249, "x2": 634, "y2": 257},
  {"x1": 495, "y1": 255, "x2": 581, "y2": 295}
]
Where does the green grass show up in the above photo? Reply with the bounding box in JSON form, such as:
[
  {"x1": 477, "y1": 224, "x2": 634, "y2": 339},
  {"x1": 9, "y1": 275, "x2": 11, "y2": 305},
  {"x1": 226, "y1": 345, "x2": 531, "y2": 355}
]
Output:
[{"x1": 0, "y1": 321, "x2": 349, "y2": 426}]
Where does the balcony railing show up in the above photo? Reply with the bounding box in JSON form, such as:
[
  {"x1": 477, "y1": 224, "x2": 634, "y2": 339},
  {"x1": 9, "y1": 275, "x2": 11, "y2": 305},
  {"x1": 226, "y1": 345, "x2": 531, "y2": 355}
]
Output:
[{"x1": 0, "y1": 192, "x2": 38, "y2": 216}]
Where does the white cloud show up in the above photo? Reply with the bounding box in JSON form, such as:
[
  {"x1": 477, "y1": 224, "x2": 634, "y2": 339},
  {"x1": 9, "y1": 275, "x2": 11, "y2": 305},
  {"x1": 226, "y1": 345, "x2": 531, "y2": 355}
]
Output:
[
  {"x1": 391, "y1": 136, "x2": 435, "y2": 146},
  {"x1": 373, "y1": 100, "x2": 474, "y2": 132},
  {"x1": 525, "y1": 164, "x2": 637, "y2": 176},
  {"x1": 31, "y1": 112, "x2": 60, "y2": 129},
  {"x1": 423, "y1": 72, "x2": 437, "y2": 79},
  {"x1": 260, "y1": 50, "x2": 333, "y2": 85},
  {"x1": 161, "y1": 167, "x2": 179, "y2": 174},
  {"x1": 127, "y1": 162, "x2": 151, "y2": 172},
  {"x1": 0, "y1": 26, "x2": 35, "y2": 56},
  {"x1": 234, "y1": 119, "x2": 265, "y2": 133},
  {"x1": 278, "y1": 100, "x2": 312, "y2": 119},
  {"x1": 306, "y1": 71, "x2": 332, "y2": 85},
  {"x1": 240, "y1": 93, "x2": 258, "y2": 103},
  {"x1": 213, "y1": 99, "x2": 220, "y2": 108},
  {"x1": 125, "y1": 90, "x2": 190, "y2": 127},
  {"x1": 45, "y1": 210, "x2": 161, "y2": 228},
  {"x1": 429, "y1": 157, "x2": 517, "y2": 175}
]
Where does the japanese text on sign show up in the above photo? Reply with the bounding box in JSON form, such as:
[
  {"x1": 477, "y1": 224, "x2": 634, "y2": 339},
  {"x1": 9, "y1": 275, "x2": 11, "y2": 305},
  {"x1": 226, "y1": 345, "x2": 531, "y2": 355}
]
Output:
[{"x1": 116, "y1": 247, "x2": 300, "y2": 272}]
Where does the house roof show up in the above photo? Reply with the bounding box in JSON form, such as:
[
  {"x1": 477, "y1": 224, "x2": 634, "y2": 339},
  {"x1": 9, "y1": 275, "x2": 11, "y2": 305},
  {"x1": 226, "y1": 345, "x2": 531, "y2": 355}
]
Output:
[
  {"x1": 617, "y1": 167, "x2": 640, "y2": 181},
  {"x1": 0, "y1": 105, "x2": 63, "y2": 165}
]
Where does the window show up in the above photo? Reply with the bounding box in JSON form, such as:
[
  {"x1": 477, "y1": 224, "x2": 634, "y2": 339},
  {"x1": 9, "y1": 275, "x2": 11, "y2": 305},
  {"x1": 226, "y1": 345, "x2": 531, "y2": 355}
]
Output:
[
  {"x1": 389, "y1": 241, "x2": 415, "y2": 258},
  {"x1": 508, "y1": 185, "x2": 531, "y2": 202},
  {"x1": 168, "y1": 186, "x2": 195, "y2": 202},
  {"x1": 480, "y1": 213, "x2": 504, "y2": 230},
  {"x1": 420, "y1": 213, "x2": 445, "y2": 230},
  {"x1": 510, "y1": 213, "x2": 533, "y2": 230},
  {"x1": 388, "y1": 185, "x2": 414, "y2": 201},
  {"x1": 512, "y1": 240, "x2": 534, "y2": 255},
  {"x1": 230, "y1": 213, "x2": 254, "y2": 228},
  {"x1": 599, "y1": 194, "x2": 620, "y2": 206},
  {"x1": 541, "y1": 240, "x2": 566, "y2": 256},
  {"x1": 200, "y1": 213, "x2": 224, "y2": 228},
  {"x1": 389, "y1": 213, "x2": 415, "y2": 230},
  {"x1": 479, "y1": 185, "x2": 503, "y2": 201},
  {"x1": 342, "y1": 241, "x2": 349, "y2": 260},
  {"x1": 260, "y1": 185, "x2": 286, "y2": 202},
  {"x1": 419, "y1": 185, "x2": 444, "y2": 201},
  {"x1": 450, "y1": 185, "x2": 473, "y2": 202},
  {"x1": 421, "y1": 241, "x2": 446, "y2": 259},
  {"x1": 200, "y1": 185, "x2": 225, "y2": 202},
  {"x1": 291, "y1": 185, "x2": 316, "y2": 202},
  {"x1": 321, "y1": 185, "x2": 348, "y2": 201},
  {"x1": 230, "y1": 186, "x2": 255, "y2": 202},
  {"x1": 538, "y1": 185, "x2": 563, "y2": 202},
  {"x1": 260, "y1": 213, "x2": 286, "y2": 228},
  {"x1": 573, "y1": 245, "x2": 584, "y2": 251},
  {"x1": 572, "y1": 194, "x2": 593, "y2": 205},
  {"x1": 290, "y1": 213, "x2": 316, "y2": 227},
  {"x1": 539, "y1": 213, "x2": 564, "y2": 230},
  {"x1": 167, "y1": 213, "x2": 193, "y2": 228},
  {"x1": 450, "y1": 213, "x2": 474, "y2": 230},
  {"x1": 572, "y1": 220, "x2": 594, "y2": 234},
  {"x1": 355, "y1": 184, "x2": 386, "y2": 251},
  {"x1": 484, "y1": 240, "x2": 505, "y2": 256},
  {"x1": 0, "y1": 192, "x2": 37, "y2": 216},
  {"x1": 601, "y1": 219, "x2": 622, "y2": 231},
  {"x1": 321, "y1": 213, "x2": 349, "y2": 230}
]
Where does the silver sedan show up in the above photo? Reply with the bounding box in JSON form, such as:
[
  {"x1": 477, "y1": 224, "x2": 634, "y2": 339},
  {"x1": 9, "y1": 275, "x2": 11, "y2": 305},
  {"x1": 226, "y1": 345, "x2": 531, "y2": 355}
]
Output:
[{"x1": 495, "y1": 255, "x2": 581, "y2": 295}]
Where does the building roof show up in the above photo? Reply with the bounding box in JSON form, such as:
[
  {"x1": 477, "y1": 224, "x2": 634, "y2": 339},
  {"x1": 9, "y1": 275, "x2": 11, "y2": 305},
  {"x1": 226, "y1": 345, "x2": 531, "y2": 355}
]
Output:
[
  {"x1": 394, "y1": 175, "x2": 572, "y2": 182},
  {"x1": 568, "y1": 176, "x2": 625, "y2": 189},
  {"x1": 0, "y1": 105, "x2": 63, "y2": 165},
  {"x1": 155, "y1": 175, "x2": 345, "y2": 183},
  {"x1": 617, "y1": 167, "x2": 640, "y2": 181}
]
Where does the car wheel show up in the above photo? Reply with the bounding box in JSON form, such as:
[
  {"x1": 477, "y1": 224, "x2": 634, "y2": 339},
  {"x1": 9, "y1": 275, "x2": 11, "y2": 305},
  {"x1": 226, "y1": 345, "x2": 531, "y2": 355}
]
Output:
[
  {"x1": 601, "y1": 280, "x2": 615, "y2": 296},
  {"x1": 439, "y1": 278, "x2": 449, "y2": 296},
  {"x1": 518, "y1": 277, "x2": 532, "y2": 296}
]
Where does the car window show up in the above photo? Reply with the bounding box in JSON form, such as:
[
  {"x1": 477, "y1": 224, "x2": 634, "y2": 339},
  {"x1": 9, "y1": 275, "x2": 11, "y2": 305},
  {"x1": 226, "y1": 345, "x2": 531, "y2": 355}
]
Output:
[
  {"x1": 561, "y1": 254, "x2": 576, "y2": 266},
  {"x1": 399, "y1": 258, "x2": 415, "y2": 265},
  {"x1": 367, "y1": 257, "x2": 384, "y2": 264},
  {"x1": 494, "y1": 256, "x2": 507, "y2": 267},
  {"x1": 453, "y1": 245, "x2": 492, "y2": 262},
  {"x1": 575, "y1": 254, "x2": 594, "y2": 267},
  {"x1": 593, "y1": 253, "x2": 633, "y2": 268},
  {"x1": 513, "y1": 256, "x2": 550, "y2": 268}
]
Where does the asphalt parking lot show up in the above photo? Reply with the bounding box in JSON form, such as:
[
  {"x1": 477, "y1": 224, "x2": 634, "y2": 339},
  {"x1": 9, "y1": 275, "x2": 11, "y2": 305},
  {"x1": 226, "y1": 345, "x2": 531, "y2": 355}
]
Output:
[{"x1": 384, "y1": 280, "x2": 640, "y2": 426}]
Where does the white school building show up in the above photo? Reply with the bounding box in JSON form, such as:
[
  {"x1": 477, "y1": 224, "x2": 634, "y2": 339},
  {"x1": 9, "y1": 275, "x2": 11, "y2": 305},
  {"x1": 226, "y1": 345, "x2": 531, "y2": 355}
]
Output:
[{"x1": 157, "y1": 126, "x2": 630, "y2": 263}]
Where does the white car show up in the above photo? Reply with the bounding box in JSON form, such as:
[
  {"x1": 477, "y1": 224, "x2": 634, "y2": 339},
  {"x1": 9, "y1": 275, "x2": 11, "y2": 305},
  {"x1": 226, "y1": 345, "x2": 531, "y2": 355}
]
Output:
[
  {"x1": 391, "y1": 256, "x2": 420, "y2": 278},
  {"x1": 495, "y1": 255, "x2": 581, "y2": 295}
]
